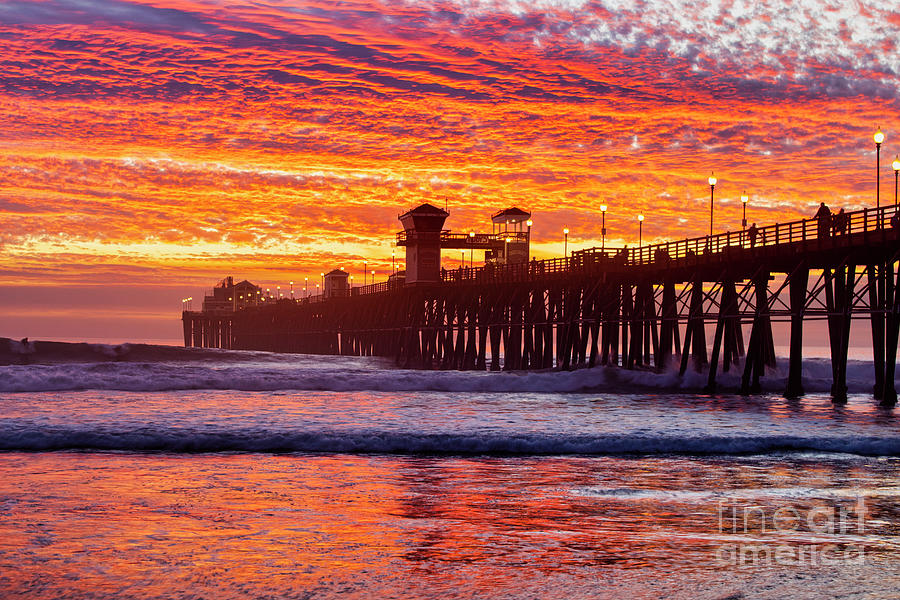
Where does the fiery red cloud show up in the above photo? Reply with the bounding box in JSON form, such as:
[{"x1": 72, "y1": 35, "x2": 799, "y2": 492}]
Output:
[{"x1": 0, "y1": 0, "x2": 898, "y2": 340}]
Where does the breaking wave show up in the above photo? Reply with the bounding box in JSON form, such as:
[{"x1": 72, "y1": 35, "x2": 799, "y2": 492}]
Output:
[{"x1": 0, "y1": 337, "x2": 889, "y2": 394}]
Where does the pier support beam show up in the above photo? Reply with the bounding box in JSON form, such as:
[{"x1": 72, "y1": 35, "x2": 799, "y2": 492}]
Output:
[
  {"x1": 882, "y1": 261, "x2": 899, "y2": 406},
  {"x1": 741, "y1": 272, "x2": 771, "y2": 394},
  {"x1": 785, "y1": 264, "x2": 808, "y2": 398},
  {"x1": 825, "y1": 264, "x2": 854, "y2": 403},
  {"x1": 868, "y1": 263, "x2": 886, "y2": 400}
]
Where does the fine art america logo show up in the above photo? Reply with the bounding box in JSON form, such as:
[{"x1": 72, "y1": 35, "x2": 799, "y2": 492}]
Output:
[{"x1": 714, "y1": 497, "x2": 868, "y2": 567}]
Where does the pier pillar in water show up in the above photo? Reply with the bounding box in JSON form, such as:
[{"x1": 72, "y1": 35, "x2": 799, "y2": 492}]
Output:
[
  {"x1": 182, "y1": 312, "x2": 192, "y2": 347},
  {"x1": 785, "y1": 263, "x2": 808, "y2": 398}
]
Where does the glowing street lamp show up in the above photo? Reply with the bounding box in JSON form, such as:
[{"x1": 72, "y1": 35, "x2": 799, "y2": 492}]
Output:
[
  {"x1": 875, "y1": 127, "x2": 885, "y2": 211},
  {"x1": 638, "y1": 214, "x2": 644, "y2": 248},
  {"x1": 391, "y1": 250, "x2": 395, "y2": 274},
  {"x1": 708, "y1": 172, "x2": 717, "y2": 236},
  {"x1": 290, "y1": 281, "x2": 294, "y2": 299},
  {"x1": 304, "y1": 277, "x2": 308, "y2": 297},
  {"x1": 461, "y1": 250, "x2": 465, "y2": 269},
  {"x1": 526, "y1": 219, "x2": 533, "y2": 258},
  {"x1": 469, "y1": 230, "x2": 475, "y2": 269},
  {"x1": 600, "y1": 204, "x2": 608, "y2": 252},
  {"x1": 740, "y1": 190, "x2": 749, "y2": 229},
  {"x1": 563, "y1": 227, "x2": 569, "y2": 257},
  {"x1": 893, "y1": 155, "x2": 900, "y2": 208}
]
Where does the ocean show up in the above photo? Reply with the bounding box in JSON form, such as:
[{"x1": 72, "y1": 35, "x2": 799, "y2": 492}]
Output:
[{"x1": 1, "y1": 338, "x2": 899, "y2": 599}]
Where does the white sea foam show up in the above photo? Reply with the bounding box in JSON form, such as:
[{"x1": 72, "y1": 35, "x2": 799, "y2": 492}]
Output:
[{"x1": 0, "y1": 354, "x2": 886, "y2": 394}]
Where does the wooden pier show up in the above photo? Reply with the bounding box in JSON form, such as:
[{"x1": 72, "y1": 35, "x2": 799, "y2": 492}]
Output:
[{"x1": 183, "y1": 203, "x2": 900, "y2": 405}]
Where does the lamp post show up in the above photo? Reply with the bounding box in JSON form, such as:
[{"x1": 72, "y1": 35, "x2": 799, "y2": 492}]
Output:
[
  {"x1": 505, "y1": 236, "x2": 511, "y2": 263},
  {"x1": 875, "y1": 127, "x2": 885, "y2": 212},
  {"x1": 391, "y1": 250, "x2": 395, "y2": 274},
  {"x1": 526, "y1": 219, "x2": 533, "y2": 259},
  {"x1": 364, "y1": 261, "x2": 367, "y2": 286},
  {"x1": 563, "y1": 227, "x2": 569, "y2": 257},
  {"x1": 741, "y1": 190, "x2": 748, "y2": 229},
  {"x1": 304, "y1": 277, "x2": 308, "y2": 297},
  {"x1": 320, "y1": 272, "x2": 324, "y2": 292},
  {"x1": 893, "y1": 155, "x2": 900, "y2": 208},
  {"x1": 290, "y1": 281, "x2": 294, "y2": 299},
  {"x1": 708, "y1": 173, "x2": 717, "y2": 236},
  {"x1": 469, "y1": 231, "x2": 475, "y2": 269},
  {"x1": 600, "y1": 204, "x2": 607, "y2": 253},
  {"x1": 638, "y1": 214, "x2": 644, "y2": 248}
]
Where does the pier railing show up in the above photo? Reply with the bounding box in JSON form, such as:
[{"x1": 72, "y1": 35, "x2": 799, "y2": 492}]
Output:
[
  {"x1": 236, "y1": 203, "x2": 899, "y2": 308},
  {"x1": 613, "y1": 203, "x2": 897, "y2": 268}
]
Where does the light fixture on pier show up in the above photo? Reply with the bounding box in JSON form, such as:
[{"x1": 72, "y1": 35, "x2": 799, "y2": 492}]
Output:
[
  {"x1": 304, "y1": 277, "x2": 308, "y2": 297},
  {"x1": 600, "y1": 205, "x2": 608, "y2": 252},
  {"x1": 563, "y1": 227, "x2": 569, "y2": 257},
  {"x1": 875, "y1": 127, "x2": 885, "y2": 210},
  {"x1": 469, "y1": 231, "x2": 475, "y2": 269},
  {"x1": 741, "y1": 191, "x2": 749, "y2": 229},
  {"x1": 893, "y1": 155, "x2": 900, "y2": 208},
  {"x1": 290, "y1": 281, "x2": 294, "y2": 299},
  {"x1": 637, "y1": 214, "x2": 644, "y2": 248},
  {"x1": 708, "y1": 173, "x2": 717, "y2": 236}
]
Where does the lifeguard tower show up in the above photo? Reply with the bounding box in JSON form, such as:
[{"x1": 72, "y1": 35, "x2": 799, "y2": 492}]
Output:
[
  {"x1": 323, "y1": 269, "x2": 349, "y2": 298},
  {"x1": 397, "y1": 203, "x2": 449, "y2": 284},
  {"x1": 486, "y1": 207, "x2": 531, "y2": 266}
]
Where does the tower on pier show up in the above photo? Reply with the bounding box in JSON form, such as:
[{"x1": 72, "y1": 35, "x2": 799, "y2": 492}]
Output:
[{"x1": 398, "y1": 203, "x2": 449, "y2": 284}]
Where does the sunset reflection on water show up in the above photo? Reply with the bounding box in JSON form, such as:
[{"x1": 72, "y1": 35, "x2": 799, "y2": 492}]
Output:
[{"x1": 1, "y1": 451, "x2": 899, "y2": 599}]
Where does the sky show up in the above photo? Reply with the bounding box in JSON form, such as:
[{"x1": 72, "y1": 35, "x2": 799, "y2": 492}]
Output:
[{"x1": 1, "y1": 0, "x2": 899, "y2": 342}]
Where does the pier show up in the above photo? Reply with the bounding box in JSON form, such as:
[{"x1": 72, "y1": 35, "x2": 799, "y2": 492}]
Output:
[{"x1": 183, "y1": 203, "x2": 900, "y2": 405}]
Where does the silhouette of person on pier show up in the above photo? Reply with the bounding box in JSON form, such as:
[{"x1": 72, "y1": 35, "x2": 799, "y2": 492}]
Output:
[
  {"x1": 832, "y1": 208, "x2": 847, "y2": 235},
  {"x1": 814, "y1": 202, "x2": 832, "y2": 238},
  {"x1": 747, "y1": 223, "x2": 759, "y2": 247}
]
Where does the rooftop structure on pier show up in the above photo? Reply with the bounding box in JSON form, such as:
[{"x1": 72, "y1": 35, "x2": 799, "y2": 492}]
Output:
[
  {"x1": 201, "y1": 276, "x2": 262, "y2": 314},
  {"x1": 396, "y1": 204, "x2": 533, "y2": 281}
]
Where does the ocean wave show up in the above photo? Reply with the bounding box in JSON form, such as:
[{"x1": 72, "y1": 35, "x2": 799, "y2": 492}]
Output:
[
  {"x1": 1, "y1": 428, "x2": 897, "y2": 456},
  {"x1": 0, "y1": 337, "x2": 288, "y2": 366},
  {"x1": 0, "y1": 337, "x2": 890, "y2": 394},
  {"x1": 0, "y1": 356, "x2": 888, "y2": 394}
]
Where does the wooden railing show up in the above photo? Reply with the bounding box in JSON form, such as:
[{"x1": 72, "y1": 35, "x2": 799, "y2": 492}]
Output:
[
  {"x1": 243, "y1": 203, "x2": 899, "y2": 305},
  {"x1": 604, "y1": 203, "x2": 898, "y2": 268}
]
